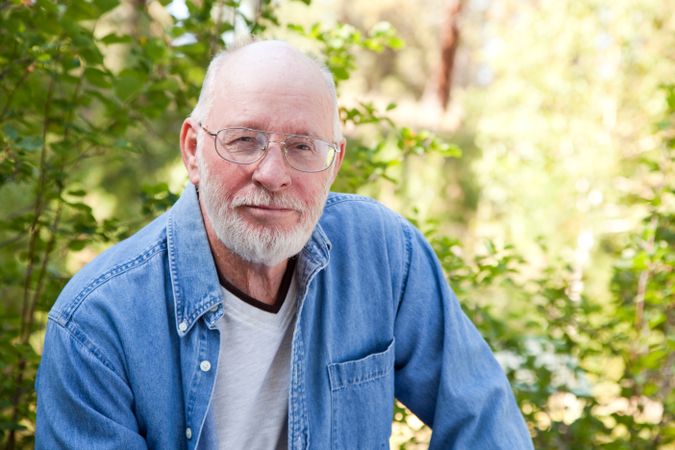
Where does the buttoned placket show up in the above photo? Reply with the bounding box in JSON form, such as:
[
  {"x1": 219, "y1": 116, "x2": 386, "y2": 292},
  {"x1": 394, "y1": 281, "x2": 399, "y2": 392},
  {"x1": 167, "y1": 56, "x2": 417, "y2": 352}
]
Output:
[
  {"x1": 287, "y1": 244, "x2": 330, "y2": 450},
  {"x1": 182, "y1": 303, "x2": 223, "y2": 450}
]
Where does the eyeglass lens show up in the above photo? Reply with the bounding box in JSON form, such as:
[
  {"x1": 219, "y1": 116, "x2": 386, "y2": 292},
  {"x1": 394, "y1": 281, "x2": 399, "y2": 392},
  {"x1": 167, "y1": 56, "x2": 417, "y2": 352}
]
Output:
[{"x1": 214, "y1": 128, "x2": 335, "y2": 172}]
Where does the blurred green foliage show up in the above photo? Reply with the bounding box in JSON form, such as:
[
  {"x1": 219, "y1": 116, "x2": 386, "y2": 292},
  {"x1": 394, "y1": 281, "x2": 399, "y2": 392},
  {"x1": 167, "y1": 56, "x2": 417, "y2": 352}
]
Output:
[{"x1": 0, "y1": 0, "x2": 672, "y2": 449}]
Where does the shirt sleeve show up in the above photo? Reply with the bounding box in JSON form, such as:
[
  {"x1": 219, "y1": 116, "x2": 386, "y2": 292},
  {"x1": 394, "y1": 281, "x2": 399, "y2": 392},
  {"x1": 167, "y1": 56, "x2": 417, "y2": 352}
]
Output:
[
  {"x1": 393, "y1": 223, "x2": 534, "y2": 449},
  {"x1": 35, "y1": 319, "x2": 149, "y2": 450}
]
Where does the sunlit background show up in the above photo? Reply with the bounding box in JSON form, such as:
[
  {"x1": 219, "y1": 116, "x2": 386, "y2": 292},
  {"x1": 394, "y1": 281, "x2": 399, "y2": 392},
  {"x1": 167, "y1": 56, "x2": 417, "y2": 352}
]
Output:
[{"x1": 1, "y1": 0, "x2": 672, "y2": 448}]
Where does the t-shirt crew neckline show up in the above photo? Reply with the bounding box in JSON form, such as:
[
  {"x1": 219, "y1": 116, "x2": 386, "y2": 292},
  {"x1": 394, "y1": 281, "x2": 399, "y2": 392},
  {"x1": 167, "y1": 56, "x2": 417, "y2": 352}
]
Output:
[{"x1": 217, "y1": 256, "x2": 297, "y2": 314}]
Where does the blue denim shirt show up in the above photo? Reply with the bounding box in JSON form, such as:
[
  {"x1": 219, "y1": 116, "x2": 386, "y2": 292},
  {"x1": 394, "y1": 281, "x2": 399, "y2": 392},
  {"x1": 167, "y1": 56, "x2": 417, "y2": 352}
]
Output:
[{"x1": 36, "y1": 184, "x2": 533, "y2": 449}]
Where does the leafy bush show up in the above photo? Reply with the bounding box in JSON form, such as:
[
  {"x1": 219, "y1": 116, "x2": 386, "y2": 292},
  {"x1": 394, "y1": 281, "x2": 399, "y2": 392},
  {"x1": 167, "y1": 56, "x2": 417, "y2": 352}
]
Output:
[{"x1": 1, "y1": 1, "x2": 672, "y2": 449}]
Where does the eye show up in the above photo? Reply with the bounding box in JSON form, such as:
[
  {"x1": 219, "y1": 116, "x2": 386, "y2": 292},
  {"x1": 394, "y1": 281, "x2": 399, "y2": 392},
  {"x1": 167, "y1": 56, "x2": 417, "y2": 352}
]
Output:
[
  {"x1": 219, "y1": 130, "x2": 260, "y2": 148},
  {"x1": 232, "y1": 136, "x2": 256, "y2": 144},
  {"x1": 287, "y1": 139, "x2": 316, "y2": 153}
]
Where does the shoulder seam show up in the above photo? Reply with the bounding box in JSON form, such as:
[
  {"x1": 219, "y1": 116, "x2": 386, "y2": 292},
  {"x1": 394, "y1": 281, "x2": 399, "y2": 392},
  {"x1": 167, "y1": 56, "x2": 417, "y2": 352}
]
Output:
[
  {"x1": 324, "y1": 193, "x2": 379, "y2": 209},
  {"x1": 396, "y1": 216, "x2": 414, "y2": 313},
  {"x1": 49, "y1": 318, "x2": 126, "y2": 381}
]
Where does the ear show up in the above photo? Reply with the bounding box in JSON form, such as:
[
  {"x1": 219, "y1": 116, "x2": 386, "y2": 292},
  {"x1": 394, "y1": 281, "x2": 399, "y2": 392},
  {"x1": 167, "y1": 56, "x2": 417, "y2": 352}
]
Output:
[
  {"x1": 329, "y1": 138, "x2": 346, "y2": 182},
  {"x1": 180, "y1": 119, "x2": 200, "y2": 185}
]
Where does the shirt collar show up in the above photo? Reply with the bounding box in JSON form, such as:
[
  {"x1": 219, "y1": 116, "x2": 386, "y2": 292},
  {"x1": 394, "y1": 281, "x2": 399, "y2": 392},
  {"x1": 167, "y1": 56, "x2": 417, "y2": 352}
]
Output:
[{"x1": 167, "y1": 183, "x2": 332, "y2": 336}]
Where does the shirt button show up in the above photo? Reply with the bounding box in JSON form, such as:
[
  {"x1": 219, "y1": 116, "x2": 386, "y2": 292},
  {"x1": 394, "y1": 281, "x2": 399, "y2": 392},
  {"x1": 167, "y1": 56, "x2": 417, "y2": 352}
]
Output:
[
  {"x1": 178, "y1": 321, "x2": 188, "y2": 332},
  {"x1": 185, "y1": 427, "x2": 192, "y2": 439},
  {"x1": 209, "y1": 304, "x2": 219, "y2": 312},
  {"x1": 200, "y1": 360, "x2": 211, "y2": 372}
]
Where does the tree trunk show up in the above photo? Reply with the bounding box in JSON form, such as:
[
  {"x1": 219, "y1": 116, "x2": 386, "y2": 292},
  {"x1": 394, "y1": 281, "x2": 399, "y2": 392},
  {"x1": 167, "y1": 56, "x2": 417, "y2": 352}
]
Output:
[{"x1": 435, "y1": 0, "x2": 462, "y2": 110}]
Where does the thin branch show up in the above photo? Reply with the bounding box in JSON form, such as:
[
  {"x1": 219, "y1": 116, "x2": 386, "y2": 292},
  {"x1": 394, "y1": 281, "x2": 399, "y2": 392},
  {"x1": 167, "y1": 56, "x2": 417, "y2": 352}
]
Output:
[
  {"x1": 26, "y1": 199, "x2": 63, "y2": 339},
  {"x1": 19, "y1": 74, "x2": 55, "y2": 340},
  {"x1": 7, "y1": 200, "x2": 63, "y2": 450},
  {"x1": 8, "y1": 72, "x2": 55, "y2": 450}
]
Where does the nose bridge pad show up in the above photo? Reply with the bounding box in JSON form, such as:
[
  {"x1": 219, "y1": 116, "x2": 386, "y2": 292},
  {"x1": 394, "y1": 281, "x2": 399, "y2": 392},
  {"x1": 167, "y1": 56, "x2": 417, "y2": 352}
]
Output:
[
  {"x1": 260, "y1": 140, "x2": 288, "y2": 168},
  {"x1": 253, "y1": 141, "x2": 292, "y2": 186}
]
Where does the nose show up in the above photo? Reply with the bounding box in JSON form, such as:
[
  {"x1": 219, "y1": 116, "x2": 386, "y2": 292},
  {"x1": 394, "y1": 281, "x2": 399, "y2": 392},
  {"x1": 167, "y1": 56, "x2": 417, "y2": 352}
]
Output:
[{"x1": 251, "y1": 142, "x2": 292, "y2": 192}]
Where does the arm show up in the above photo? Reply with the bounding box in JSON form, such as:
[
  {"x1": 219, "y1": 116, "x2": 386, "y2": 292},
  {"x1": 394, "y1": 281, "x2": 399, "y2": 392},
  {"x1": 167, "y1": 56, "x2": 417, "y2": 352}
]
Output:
[
  {"x1": 35, "y1": 319, "x2": 148, "y2": 450},
  {"x1": 393, "y1": 224, "x2": 533, "y2": 449}
]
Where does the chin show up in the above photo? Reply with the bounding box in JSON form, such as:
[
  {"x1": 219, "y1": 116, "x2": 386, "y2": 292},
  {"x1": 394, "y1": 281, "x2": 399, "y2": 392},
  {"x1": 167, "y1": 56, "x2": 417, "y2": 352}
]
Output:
[{"x1": 213, "y1": 214, "x2": 314, "y2": 266}]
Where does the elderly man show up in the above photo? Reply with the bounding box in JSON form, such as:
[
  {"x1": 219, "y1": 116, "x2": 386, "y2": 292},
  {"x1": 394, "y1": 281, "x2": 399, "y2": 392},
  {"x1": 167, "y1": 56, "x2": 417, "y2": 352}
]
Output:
[{"x1": 36, "y1": 40, "x2": 533, "y2": 449}]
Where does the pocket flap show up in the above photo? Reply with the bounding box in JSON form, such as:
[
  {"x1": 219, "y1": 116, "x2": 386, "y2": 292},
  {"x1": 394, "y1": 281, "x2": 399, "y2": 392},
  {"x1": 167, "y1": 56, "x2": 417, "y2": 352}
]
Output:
[{"x1": 327, "y1": 339, "x2": 395, "y2": 391}]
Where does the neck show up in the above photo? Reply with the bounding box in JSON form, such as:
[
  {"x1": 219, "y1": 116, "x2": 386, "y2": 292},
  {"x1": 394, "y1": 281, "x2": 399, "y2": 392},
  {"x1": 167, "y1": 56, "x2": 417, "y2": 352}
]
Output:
[{"x1": 211, "y1": 237, "x2": 289, "y2": 305}]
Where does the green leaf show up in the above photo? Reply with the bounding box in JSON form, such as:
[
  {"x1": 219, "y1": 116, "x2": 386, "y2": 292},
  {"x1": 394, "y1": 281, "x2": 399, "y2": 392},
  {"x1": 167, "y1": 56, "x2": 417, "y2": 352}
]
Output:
[
  {"x1": 153, "y1": 77, "x2": 180, "y2": 92},
  {"x1": 100, "y1": 33, "x2": 134, "y2": 45},
  {"x1": 113, "y1": 69, "x2": 147, "y2": 100},
  {"x1": 84, "y1": 67, "x2": 111, "y2": 88},
  {"x1": 3, "y1": 124, "x2": 19, "y2": 141},
  {"x1": 387, "y1": 36, "x2": 405, "y2": 49},
  {"x1": 143, "y1": 38, "x2": 168, "y2": 63},
  {"x1": 67, "y1": 202, "x2": 93, "y2": 213},
  {"x1": 113, "y1": 138, "x2": 139, "y2": 153},
  {"x1": 67, "y1": 239, "x2": 88, "y2": 251},
  {"x1": 17, "y1": 136, "x2": 43, "y2": 152},
  {"x1": 287, "y1": 23, "x2": 305, "y2": 34},
  {"x1": 93, "y1": 0, "x2": 120, "y2": 14},
  {"x1": 66, "y1": 2, "x2": 99, "y2": 20}
]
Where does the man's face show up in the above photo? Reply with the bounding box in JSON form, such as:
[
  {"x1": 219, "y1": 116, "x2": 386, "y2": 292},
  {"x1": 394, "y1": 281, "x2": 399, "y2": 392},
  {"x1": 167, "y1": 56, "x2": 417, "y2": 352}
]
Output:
[{"x1": 192, "y1": 45, "x2": 342, "y2": 266}]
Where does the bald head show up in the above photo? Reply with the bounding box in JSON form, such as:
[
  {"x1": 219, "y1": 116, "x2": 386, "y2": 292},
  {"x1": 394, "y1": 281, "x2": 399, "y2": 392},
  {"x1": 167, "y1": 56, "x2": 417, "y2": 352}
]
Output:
[{"x1": 191, "y1": 40, "x2": 342, "y2": 142}]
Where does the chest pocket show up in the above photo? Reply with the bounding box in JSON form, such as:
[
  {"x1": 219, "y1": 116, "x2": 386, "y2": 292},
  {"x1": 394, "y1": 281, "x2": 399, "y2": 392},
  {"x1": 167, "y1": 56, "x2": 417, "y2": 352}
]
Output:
[{"x1": 327, "y1": 339, "x2": 395, "y2": 450}]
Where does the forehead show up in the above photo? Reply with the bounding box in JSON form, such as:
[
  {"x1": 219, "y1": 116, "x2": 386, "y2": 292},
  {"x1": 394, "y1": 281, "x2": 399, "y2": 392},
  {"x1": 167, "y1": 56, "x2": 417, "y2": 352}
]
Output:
[{"x1": 208, "y1": 44, "x2": 334, "y2": 137}]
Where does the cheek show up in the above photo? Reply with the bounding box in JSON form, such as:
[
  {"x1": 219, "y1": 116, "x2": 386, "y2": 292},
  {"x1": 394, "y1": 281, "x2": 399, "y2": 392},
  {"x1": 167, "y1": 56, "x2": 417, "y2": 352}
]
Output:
[
  {"x1": 205, "y1": 161, "x2": 253, "y2": 196},
  {"x1": 296, "y1": 175, "x2": 332, "y2": 204}
]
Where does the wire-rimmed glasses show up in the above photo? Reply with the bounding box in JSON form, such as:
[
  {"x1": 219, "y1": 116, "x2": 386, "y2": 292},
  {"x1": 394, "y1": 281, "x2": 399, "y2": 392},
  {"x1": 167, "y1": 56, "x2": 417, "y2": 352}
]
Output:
[{"x1": 199, "y1": 123, "x2": 340, "y2": 173}]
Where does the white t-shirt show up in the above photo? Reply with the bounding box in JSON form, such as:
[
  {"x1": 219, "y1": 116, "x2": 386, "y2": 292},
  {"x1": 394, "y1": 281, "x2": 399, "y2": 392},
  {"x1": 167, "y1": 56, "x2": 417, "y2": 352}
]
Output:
[{"x1": 209, "y1": 274, "x2": 298, "y2": 450}]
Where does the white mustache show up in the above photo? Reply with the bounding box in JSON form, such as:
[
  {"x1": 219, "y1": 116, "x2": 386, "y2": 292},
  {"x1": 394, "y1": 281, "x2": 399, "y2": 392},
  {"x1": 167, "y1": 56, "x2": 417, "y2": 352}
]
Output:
[{"x1": 229, "y1": 189, "x2": 305, "y2": 211}]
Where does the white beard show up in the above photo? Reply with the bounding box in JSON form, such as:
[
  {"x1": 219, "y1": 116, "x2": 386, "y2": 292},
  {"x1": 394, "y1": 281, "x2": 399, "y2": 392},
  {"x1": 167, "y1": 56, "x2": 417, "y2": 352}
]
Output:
[{"x1": 197, "y1": 154, "x2": 329, "y2": 266}]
